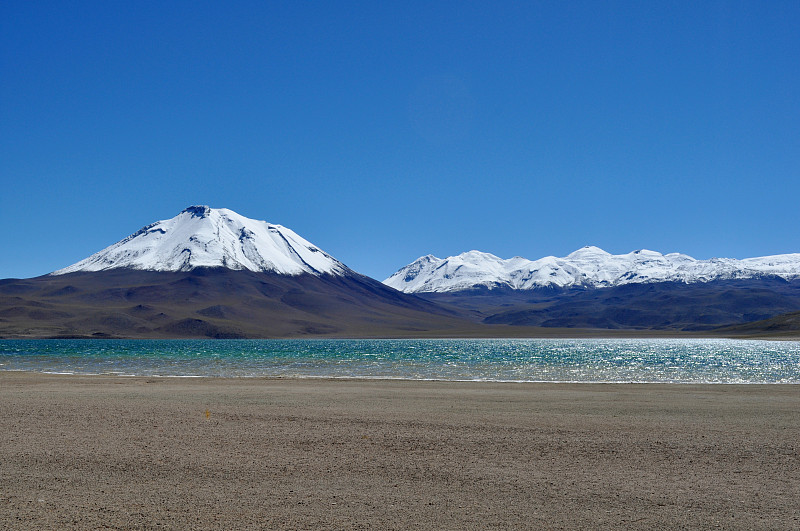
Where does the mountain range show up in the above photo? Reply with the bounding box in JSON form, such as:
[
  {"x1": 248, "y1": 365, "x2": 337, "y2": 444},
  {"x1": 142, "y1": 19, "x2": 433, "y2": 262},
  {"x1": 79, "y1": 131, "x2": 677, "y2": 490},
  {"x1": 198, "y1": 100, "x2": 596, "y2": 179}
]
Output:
[
  {"x1": 384, "y1": 248, "x2": 800, "y2": 332},
  {"x1": 1, "y1": 206, "x2": 799, "y2": 338},
  {"x1": 384, "y1": 247, "x2": 800, "y2": 292}
]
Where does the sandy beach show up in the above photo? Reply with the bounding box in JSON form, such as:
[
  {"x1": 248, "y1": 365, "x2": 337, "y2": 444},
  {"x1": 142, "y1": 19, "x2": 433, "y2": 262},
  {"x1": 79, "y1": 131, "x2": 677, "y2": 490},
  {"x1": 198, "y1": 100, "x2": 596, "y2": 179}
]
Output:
[{"x1": 1, "y1": 373, "x2": 798, "y2": 529}]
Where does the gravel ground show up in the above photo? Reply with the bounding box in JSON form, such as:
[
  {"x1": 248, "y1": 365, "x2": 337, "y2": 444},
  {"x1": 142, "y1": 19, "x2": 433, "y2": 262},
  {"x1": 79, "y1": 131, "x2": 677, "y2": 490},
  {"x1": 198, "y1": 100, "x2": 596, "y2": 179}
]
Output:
[{"x1": 1, "y1": 373, "x2": 799, "y2": 530}]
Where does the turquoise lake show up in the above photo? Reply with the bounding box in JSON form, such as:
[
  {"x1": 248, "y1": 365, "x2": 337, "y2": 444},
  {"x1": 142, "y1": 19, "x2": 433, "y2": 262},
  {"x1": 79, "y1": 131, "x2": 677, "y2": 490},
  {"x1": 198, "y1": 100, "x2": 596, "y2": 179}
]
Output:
[{"x1": 2, "y1": 338, "x2": 800, "y2": 383}]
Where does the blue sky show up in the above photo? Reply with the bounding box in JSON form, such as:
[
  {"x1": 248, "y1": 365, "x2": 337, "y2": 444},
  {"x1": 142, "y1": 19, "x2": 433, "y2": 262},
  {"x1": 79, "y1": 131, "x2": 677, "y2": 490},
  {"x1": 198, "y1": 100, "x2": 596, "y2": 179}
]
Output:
[{"x1": 1, "y1": 1, "x2": 799, "y2": 280}]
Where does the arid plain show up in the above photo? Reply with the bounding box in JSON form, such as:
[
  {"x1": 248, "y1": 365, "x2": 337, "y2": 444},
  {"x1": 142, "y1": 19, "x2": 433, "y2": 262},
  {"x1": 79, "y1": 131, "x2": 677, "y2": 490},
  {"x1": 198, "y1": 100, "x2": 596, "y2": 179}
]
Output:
[{"x1": 2, "y1": 372, "x2": 798, "y2": 529}]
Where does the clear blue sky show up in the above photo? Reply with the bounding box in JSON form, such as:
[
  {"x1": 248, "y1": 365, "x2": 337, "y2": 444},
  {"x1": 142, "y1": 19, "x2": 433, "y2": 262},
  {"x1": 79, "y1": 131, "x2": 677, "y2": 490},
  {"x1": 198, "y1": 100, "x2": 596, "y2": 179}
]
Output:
[{"x1": 2, "y1": 1, "x2": 799, "y2": 280}]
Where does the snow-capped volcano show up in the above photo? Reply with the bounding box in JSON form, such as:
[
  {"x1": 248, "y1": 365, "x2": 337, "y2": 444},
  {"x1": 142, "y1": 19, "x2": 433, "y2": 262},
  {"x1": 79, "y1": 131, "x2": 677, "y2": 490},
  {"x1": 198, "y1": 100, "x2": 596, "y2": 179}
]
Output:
[
  {"x1": 384, "y1": 246, "x2": 800, "y2": 293},
  {"x1": 52, "y1": 206, "x2": 349, "y2": 276}
]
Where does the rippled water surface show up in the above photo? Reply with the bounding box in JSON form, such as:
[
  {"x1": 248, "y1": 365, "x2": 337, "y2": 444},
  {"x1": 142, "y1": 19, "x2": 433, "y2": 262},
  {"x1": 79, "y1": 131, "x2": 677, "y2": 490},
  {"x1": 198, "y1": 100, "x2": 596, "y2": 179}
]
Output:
[{"x1": 1, "y1": 338, "x2": 799, "y2": 383}]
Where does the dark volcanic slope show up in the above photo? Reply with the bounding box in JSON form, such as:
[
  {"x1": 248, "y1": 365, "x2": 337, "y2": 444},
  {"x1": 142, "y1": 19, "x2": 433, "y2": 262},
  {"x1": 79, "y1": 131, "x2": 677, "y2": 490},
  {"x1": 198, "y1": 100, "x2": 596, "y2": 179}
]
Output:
[
  {"x1": 419, "y1": 278, "x2": 800, "y2": 331},
  {"x1": 0, "y1": 269, "x2": 481, "y2": 339},
  {"x1": 714, "y1": 310, "x2": 800, "y2": 338},
  {"x1": 5, "y1": 271, "x2": 800, "y2": 338}
]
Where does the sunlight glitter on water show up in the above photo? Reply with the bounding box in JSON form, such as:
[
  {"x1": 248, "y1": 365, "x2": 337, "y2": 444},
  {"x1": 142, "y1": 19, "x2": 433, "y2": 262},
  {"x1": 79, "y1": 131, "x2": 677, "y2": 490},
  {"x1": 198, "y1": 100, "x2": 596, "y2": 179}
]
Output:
[{"x1": 1, "y1": 338, "x2": 799, "y2": 383}]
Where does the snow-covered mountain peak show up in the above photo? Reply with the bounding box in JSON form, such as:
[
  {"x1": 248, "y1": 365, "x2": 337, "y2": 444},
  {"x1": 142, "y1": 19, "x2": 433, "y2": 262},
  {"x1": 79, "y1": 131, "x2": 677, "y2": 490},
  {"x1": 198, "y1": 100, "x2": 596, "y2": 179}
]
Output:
[
  {"x1": 566, "y1": 246, "x2": 610, "y2": 259},
  {"x1": 384, "y1": 246, "x2": 800, "y2": 293},
  {"x1": 52, "y1": 207, "x2": 349, "y2": 276},
  {"x1": 628, "y1": 249, "x2": 663, "y2": 257},
  {"x1": 458, "y1": 250, "x2": 500, "y2": 259}
]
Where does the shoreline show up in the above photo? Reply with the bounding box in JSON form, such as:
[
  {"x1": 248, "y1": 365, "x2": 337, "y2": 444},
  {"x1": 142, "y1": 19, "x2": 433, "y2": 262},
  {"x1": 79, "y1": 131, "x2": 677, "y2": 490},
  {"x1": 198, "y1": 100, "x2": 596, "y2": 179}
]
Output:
[
  {"x1": 5, "y1": 369, "x2": 800, "y2": 384},
  {"x1": 3, "y1": 332, "x2": 800, "y2": 341},
  {"x1": 2, "y1": 372, "x2": 799, "y2": 529}
]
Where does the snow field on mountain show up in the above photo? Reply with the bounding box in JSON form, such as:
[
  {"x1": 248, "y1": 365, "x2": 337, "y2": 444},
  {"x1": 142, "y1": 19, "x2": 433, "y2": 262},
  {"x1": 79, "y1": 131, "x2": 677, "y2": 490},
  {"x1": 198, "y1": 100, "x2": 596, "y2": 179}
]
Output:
[{"x1": 53, "y1": 206, "x2": 348, "y2": 276}]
